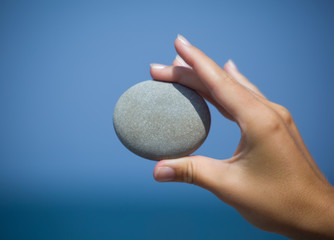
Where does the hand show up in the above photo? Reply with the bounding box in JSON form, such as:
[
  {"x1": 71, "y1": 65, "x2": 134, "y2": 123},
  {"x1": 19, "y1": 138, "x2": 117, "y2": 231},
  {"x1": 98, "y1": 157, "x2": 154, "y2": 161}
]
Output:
[{"x1": 150, "y1": 35, "x2": 334, "y2": 239}]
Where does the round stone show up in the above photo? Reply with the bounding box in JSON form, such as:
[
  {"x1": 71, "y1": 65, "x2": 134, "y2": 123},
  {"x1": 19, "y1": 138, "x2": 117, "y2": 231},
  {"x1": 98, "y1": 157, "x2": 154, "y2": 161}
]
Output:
[{"x1": 113, "y1": 80, "x2": 211, "y2": 160}]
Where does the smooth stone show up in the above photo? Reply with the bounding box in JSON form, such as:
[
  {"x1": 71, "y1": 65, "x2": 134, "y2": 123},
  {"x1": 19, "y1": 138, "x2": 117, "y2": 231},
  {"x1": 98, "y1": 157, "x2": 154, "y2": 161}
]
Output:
[{"x1": 113, "y1": 80, "x2": 211, "y2": 160}]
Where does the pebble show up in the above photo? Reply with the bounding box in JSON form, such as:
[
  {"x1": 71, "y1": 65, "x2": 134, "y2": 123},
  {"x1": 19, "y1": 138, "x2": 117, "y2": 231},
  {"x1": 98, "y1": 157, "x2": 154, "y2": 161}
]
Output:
[{"x1": 113, "y1": 80, "x2": 211, "y2": 160}]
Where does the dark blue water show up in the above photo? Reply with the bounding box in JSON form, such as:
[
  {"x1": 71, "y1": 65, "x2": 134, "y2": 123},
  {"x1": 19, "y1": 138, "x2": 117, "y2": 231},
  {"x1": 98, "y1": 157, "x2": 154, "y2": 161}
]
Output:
[{"x1": 0, "y1": 202, "x2": 287, "y2": 240}]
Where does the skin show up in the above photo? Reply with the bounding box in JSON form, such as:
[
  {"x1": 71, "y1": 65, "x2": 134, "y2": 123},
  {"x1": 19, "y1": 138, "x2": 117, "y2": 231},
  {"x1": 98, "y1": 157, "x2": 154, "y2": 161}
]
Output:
[{"x1": 149, "y1": 35, "x2": 334, "y2": 239}]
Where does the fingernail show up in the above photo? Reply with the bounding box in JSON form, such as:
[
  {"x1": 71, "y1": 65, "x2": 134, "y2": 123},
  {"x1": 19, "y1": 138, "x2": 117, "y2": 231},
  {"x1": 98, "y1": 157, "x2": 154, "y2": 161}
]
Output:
[
  {"x1": 177, "y1": 34, "x2": 191, "y2": 46},
  {"x1": 175, "y1": 54, "x2": 190, "y2": 67},
  {"x1": 155, "y1": 166, "x2": 175, "y2": 182},
  {"x1": 150, "y1": 63, "x2": 168, "y2": 69},
  {"x1": 227, "y1": 59, "x2": 238, "y2": 71}
]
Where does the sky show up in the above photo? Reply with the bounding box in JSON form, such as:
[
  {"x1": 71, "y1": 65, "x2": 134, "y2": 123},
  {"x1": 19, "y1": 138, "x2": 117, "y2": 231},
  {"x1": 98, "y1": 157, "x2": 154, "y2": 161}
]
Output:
[{"x1": 0, "y1": 0, "x2": 333, "y2": 239}]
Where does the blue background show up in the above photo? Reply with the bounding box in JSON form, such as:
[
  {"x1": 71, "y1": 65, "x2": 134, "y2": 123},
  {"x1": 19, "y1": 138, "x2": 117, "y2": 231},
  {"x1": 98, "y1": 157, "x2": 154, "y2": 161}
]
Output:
[{"x1": 1, "y1": 0, "x2": 333, "y2": 239}]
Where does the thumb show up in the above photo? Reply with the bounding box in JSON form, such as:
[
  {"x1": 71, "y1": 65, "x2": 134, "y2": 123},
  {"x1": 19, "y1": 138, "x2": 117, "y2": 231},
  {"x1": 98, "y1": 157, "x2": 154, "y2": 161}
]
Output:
[{"x1": 153, "y1": 155, "x2": 231, "y2": 190}]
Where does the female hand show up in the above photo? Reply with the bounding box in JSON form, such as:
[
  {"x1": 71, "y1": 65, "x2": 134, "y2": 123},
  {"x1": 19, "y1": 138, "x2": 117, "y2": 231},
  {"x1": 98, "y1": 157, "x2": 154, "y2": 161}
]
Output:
[{"x1": 150, "y1": 35, "x2": 334, "y2": 239}]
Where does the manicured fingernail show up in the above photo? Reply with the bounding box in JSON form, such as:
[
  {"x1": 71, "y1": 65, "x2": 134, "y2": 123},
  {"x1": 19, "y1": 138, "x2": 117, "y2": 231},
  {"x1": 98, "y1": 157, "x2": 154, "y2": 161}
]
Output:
[
  {"x1": 177, "y1": 34, "x2": 191, "y2": 46},
  {"x1": 227, "y1": 59, "x2": 238, "y2": 71},
  {"x1": 155, "y1": 166, "x2": 175, "y2": 182},
  {"x1": 150, "y1": 63, "x2": 168, "y2": 69},
  {"x1": 175, "y1": 54, "x2": 190, "y2": 67}
]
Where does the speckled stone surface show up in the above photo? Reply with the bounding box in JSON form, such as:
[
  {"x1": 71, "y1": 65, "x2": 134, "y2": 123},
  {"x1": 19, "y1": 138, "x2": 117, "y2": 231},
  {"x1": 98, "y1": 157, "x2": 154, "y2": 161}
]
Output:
[{"x1": 113, "y1": 80, "x2": 211, "y2": 160}]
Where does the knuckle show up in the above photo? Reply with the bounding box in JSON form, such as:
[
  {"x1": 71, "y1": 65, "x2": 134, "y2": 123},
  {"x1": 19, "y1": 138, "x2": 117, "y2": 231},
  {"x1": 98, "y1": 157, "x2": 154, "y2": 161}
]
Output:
[
  {"x1": 173, "y1": 66, "x2": 192, "y2": 84},
  {"x1": 277, "y1": 105, "x2": 293, "y2": 125},
  {"x1": 172, "y1": 67, "x2": 183, "y2": 82},
  {"x1": 264, "y1": 116, "x2": 283, "y2": 132},
  {"x1": 216, "y1": 72, "x2": 234, "y2": 85},
  {"x1": 256, "y1": 110, "x2": 285, "y2": 136},
  {"x1": 243, "y1": 105, "x2": 280, "y2": 132},
  {"x1": 184, "y1": 158, "x2": 196, "y2": 184},
  {"x1": 223, "y1": 75, "x2": 237, "y2": 86}
]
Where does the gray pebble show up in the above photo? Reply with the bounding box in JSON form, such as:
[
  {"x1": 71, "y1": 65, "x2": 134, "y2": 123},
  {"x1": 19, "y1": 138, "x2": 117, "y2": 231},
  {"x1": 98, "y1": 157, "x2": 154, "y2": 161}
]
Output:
[{"x1": 113, "y1": 80, "x2": 211, "y2": 160}]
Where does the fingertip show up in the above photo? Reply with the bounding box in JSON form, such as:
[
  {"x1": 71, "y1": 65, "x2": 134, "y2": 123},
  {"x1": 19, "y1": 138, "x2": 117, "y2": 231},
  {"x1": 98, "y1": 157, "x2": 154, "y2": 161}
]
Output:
[
  {"x1": 153, "y1": 160, "x2": 162, "y2": 181},
  {"x1": 227, "y1": 59, "x2": 238, "y2": 71},
  {"x1": 174, "y1": 55, "x2": 191, "y2": 68},
  {"x1": 174, "y1": 35, "x2": 192, "y2": 59},
  {"x1": 150, "y1": 63, "x2": 171, "y2": 81},
  {"x1": 224, "y1": 59, "x2": 238, "y2": 75},
  {"x1": 172, "y1": 58, "x2": 179, "y2": 66},
  {"x1": 153, "y1": 160, "x2": 176, "y2": 182},
  {"x1": 176, "y1": 34, "x2": 192, "y2": 47},
  {"x1": 223, "y1": 61, "x2": 230, "y2": 71},
  {"x1": 150, "y1": 63, "x2": 168, "y2": 70}
]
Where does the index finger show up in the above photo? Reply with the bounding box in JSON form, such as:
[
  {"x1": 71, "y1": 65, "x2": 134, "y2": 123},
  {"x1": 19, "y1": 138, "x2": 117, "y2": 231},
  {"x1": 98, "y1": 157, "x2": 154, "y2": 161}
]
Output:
[{"x1": 175, "y1": 35, "x2": 266, "y2": 127}]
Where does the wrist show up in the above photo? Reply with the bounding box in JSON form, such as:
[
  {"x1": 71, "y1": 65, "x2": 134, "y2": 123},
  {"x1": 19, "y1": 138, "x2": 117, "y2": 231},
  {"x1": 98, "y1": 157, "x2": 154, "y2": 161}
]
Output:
[{"x1": 283, "y1": 185, "x2": 334, "y2": 240}]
